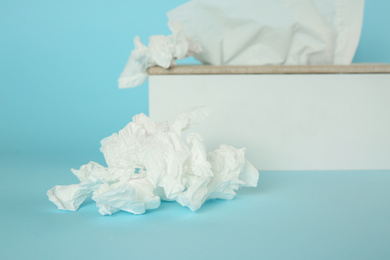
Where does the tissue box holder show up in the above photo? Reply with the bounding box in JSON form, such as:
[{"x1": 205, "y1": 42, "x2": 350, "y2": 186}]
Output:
[{"x1": 148, "y1": 65, "x2": 390, "y2": 170}]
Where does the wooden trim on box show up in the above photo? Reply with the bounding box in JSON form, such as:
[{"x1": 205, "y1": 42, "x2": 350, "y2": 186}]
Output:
[{"x1": 148, "y1": 64, "x2": 390, "y2": 75}]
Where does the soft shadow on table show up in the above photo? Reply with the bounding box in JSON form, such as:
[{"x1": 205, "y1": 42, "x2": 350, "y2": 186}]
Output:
[
  {"x1": 236, "y1": 171, "x2": 278, "y2": 195},
  {"x1": 194, "y1": 171, "x2": 276, "y2": 213}
]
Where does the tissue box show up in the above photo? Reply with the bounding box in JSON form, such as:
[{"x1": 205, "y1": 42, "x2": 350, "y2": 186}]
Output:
[{"x1": 148, "y1": 64, "x2": 390, "y2": 171}]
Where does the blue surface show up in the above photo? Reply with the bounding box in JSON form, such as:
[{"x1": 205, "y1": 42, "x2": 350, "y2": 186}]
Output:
[
  {"x1": 1, "y1": 1, "x2": 390, "y2": 259},
  {"x1": 1, "y1": 153, "x2": 390, "y2": 259}
]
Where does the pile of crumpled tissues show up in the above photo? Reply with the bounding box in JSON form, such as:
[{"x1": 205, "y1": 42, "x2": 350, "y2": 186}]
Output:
[{"x1": 47, "y1": 107, "x2": 259, "y2": 215}]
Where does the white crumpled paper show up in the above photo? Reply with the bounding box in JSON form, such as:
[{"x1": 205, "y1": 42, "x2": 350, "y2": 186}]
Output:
[
  {"x1": 118, "y1": 21, "x2": 202, "y2": 88},
  {"x1": 168, "y1": 0, "x2": 365, "y2": 65},
  {"x1": 47, "y1": 107, "x2": 259, "y2": 215}
]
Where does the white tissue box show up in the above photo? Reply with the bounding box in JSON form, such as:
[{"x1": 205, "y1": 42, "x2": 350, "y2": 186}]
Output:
[{"x1": 148, "y1": 64, "x2": 390, "y2": 171}]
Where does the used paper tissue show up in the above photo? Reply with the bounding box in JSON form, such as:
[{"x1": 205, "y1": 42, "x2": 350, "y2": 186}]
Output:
[
  {"x1": 47, "y1": 107, "x2": 259, "y2": 215},
  {"x1": 168, "y1": 0, "x2": 365, "y2": 65}
]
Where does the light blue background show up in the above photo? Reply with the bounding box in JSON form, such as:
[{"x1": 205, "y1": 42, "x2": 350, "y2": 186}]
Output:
[
  {"x1": 1, "y1": 0, "x2": 390, "y2": 155},
  {"x1": 1, "y1": 1, "x2": 390, "y2": 259}
]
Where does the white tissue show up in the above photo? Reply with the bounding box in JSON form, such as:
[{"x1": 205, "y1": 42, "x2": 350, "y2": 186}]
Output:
[
  {"x1": 168, "y1": 0, "x2": 364, "y2": 65},
  {"x1": 118, "y1": 21, "x2": 202, "y2": 89},
  {"x1": 47, "y1": 107, "x2": 259, "y2": 215}
]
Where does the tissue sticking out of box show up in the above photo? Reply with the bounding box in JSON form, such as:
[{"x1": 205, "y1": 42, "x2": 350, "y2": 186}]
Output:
[
  {"x1": 118, "y1": 21, "x2": 202, "y2": 89},
  {"x1": 47, "y1": 107, "x2": 259, "y2": 215},
  {"x1": 168, "y1": 0, "x2": 364, "y2": 65}
]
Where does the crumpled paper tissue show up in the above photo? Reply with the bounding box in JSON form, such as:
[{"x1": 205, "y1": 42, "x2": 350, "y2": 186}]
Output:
[
  {"x1": 118, "y1": 21, "x2": 202, "y2": 88},
  {"x1": 168, "y1": 0, "x2": 365, "y2": 65},
  {"x1": 47, "y1": 107, "x2": 259, "y2": 215}
]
